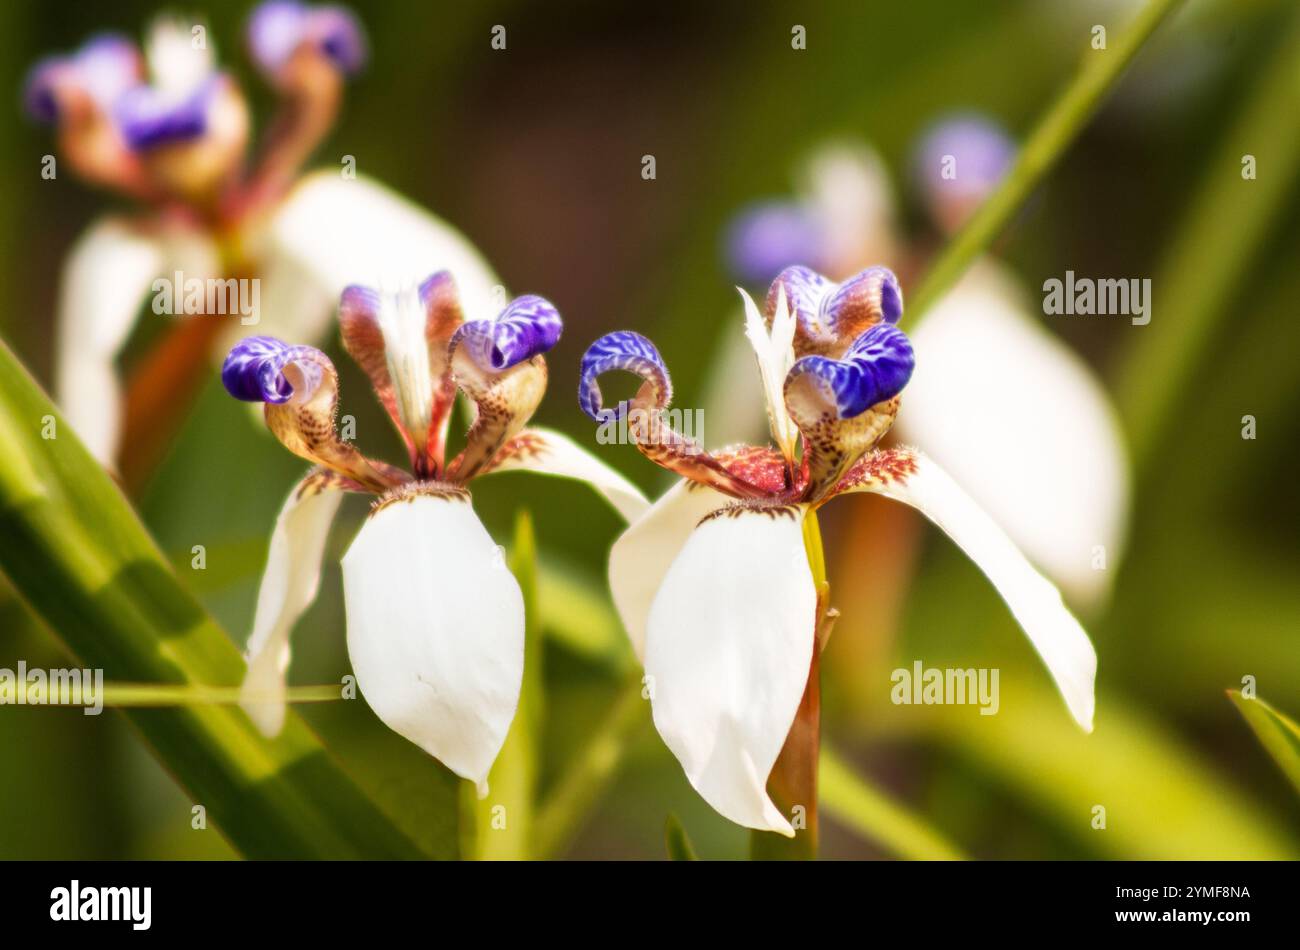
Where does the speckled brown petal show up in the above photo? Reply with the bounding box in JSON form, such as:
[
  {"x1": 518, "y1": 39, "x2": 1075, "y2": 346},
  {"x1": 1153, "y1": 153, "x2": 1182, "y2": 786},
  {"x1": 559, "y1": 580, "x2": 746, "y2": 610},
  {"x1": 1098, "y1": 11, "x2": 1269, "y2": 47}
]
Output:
[
  {"x1": 262, "y1": 346, "x2": 408, "y2": 493},
  {"x1": 444, "y1": 349, "x2": 549, "y2": 484},
  {"x1": 784, "y1": 368, "x2": 900, "y2": 505}
]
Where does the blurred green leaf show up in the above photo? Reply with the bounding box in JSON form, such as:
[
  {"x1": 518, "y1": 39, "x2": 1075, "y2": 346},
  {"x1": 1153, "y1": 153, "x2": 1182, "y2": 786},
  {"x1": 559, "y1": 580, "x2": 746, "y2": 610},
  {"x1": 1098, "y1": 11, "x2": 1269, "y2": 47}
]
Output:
[
  {"x1": 1228, "y1": 690, "x2": 1300, "y2": 795},
  {"x1": 906, "y1": 0, "x2": 1187, "y2": 322},
  {"x1": 0, "y1": 339, "x2": 428, "y2": 859},
  {"x1": 820, "y1": 745, "x2": 967, "y2": 860},
  {"x1": 534, "y1": 677, "x2": 649, "y2": 858},
  {"x1": 473, "y1": 511, "x2": 542, "y2": 859},
  {"x1": 918, "y1": 684, "x2": 1298, "y2": 859},
  {"x1": 1116, "y1": 4, "x2": 1300, "y2": 472},
  {"x1": 537, "y1": 554, "x2": 635, "y2": 673},
  {"x1": 664, "y1": 813, "x2": 699, "y2": 861}
]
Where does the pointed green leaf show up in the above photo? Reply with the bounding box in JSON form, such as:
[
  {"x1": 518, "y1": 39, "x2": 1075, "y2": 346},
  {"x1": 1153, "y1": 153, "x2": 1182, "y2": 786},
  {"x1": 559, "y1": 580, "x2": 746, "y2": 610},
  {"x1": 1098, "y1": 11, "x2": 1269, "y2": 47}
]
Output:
[
  {"x1": 820, "y1": 745, "x2": 967, "y2": 860},
  {"x1": 1228, "y1": 690, "x2": 1300, "y2": 796},
  {"x1": 0, "y1": 339, "x2": 427, "y2": 859},
  {"x1": 664, "y1": 813, "x2": 699, "y2": 861}
]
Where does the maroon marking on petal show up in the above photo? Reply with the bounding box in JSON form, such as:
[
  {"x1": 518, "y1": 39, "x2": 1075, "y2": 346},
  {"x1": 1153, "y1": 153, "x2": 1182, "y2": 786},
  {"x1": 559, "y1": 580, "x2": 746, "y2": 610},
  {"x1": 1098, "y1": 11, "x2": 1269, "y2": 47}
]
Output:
[{"x1": 825, "y1": 446, "x2": 920, "y2": 501}]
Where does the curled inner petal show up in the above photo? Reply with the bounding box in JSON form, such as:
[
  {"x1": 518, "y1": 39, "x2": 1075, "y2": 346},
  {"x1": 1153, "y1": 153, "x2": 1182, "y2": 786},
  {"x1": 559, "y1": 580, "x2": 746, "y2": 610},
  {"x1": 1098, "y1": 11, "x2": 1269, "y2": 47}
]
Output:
[
  {"x1": 451, "y1": 294, "x2": 562, "y2": 372},
  {"x1": 767, "y1": 265, "x2": 903, "y2": 357},
  {"x1": 114, "y1": 75, "x2": 222, "y2": 150},
  {"x1": 24, "y1": 33, "x2": 143, "y2": 124},
  {"x1": 784, "y1": 324, "x2": 914, "y2": 502},
  {"x1": 579, "y1": 332, "x2": 773, "y2": 499},
  {"x1": 578, "y1": 330, "x2": 669, "y2": 423},
  {"x1": 247, "y1": 1, "x2": 367, "y2": 77},
  {"x1": 444, "y1": 295, "x2": 561, "y2": 483},
  {"x1": 221, "y1": 336, "x2": 405, "y2": 493},
  {"x1": 766, "y1": 266, "x2": 837, "y2": 354}
]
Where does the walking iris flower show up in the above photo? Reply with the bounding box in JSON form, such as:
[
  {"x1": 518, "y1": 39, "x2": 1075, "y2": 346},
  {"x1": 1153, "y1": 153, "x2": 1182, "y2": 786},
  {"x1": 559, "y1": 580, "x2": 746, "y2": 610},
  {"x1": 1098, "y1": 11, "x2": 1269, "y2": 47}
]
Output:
[
  {"x1": 722, "y1": 124, "x2": 1128, "y2": 608},
  {"x1": 223, "y1": 273, "x2": 646, "y2": 794},
  {"x1": 25, "y1": 3, "x2": 498, "y2": 467},
  {"x1": 580, "y1": 267, "x2": 1097, "y2": 835}
]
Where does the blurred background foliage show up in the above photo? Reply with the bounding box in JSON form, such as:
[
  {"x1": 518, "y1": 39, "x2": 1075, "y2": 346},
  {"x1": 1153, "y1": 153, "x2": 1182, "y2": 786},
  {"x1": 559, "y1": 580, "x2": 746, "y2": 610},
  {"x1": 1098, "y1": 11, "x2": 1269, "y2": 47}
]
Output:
[{"x1": 1, "y1": 0, "x2": 1297, "y2": 859}]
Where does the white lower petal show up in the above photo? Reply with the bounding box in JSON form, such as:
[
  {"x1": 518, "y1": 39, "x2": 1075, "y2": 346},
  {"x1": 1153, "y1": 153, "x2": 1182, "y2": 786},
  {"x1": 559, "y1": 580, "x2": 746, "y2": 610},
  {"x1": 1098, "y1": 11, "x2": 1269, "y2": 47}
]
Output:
[
  {"x1": 55, "y1": 217, "x2": 218, "y2": 465},
  {"x1": 240, "y1": 473, "x2": 345, "y2": 736},
  {"x1": 645, "y1": 503, "x2": 817, "y2": 835},
  {"x1": 256, "y1": 170, "x2": 501, "y2": 324},
  {"x1": 859, "y1": 450, "x2": 1097, "y2": 731},
  {"x1": 341, "y1": 489, "x2": 523, "y2": 793},
  {"x1": 608, "y1": 479, "x2": 729, "y2": 661},
  {"x1": 898, "y1": 261, "x2": 1128, "y2": 607},
  {"x1": 481, "y1": 427, "x2": 649, "y2": 523},
  {"x1": 55, "y1": 218, "x2": 164, "y2": 465}
]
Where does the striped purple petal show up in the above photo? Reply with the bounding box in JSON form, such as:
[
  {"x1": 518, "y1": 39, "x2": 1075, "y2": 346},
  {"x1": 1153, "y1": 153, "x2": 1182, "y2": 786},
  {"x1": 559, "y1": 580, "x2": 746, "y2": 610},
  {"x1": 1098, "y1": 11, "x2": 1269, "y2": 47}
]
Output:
[
  {"x1": 23, "y1": 33, "x2": 142, "y2": 124},
  {"x1": 114, "y1": 75, "x2": 222, "y2": 150},
  {"x1": 725, "y1": 201, "x2": 827, "y2": 286},
  {"x1": 578, "y1": 331, "x2": 670, "y2": 423},
  {"x1": 247, "y1": 1, "x2": 367, "y2": 76},
  {"x1": 766, "y1": 265, "x2": 835, "y2": 335},
  {"x1": 450, "y1": 295, "x2": 562, "y2": 373},
  {"x1": 785, "y1": 324, "x2": 914, "y2": 419},
  {"x1": 767, "y1": 264, "x2": 903, "y2": 352},
  {"x1": 222, "y1": 336, "x2": 326, "y2": 404},
  {"x1": 825, "y1": 265, "x2": 904, "y2": 328}
]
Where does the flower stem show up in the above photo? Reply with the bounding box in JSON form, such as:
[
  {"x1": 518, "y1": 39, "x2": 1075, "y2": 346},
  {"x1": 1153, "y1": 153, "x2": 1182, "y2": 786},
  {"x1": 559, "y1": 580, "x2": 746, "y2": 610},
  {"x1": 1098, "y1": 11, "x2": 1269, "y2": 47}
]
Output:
[
  {"x1": 751, "y1": 509, "x2": 830, "y2": 860},
  {"x1": 532, "y1": 674, "x2": 649, "y2": 859},
  {"x1": 904, "y1": 0, "x2": 1186, "y2": 324}
]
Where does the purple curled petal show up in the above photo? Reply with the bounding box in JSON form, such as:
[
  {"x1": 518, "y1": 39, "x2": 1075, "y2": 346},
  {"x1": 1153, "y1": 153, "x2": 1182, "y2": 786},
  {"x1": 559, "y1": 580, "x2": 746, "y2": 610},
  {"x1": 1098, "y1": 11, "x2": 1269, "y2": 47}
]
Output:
[
  {"x1": 114, "y1": 75, "x2": 222, "y2": 150},
  {"x1": 222, "y1": 336, "x2": 325, "y2": 404},
  {"x1": 786, "y1": 324, "x2": 914, "y2": 418},
  {"x1": 247, "y1": 1, "x2": 309, "y2": 72},
  {"x1": 826, "y1": 265, "x2": 904, "y2": 328},
  {"x1": 766, "y1": 265, "x2": 836, "y2": 336},
  {"x1": 578, "y1": 331, "x2": 669, "y2": 423},
  {"x1": 23, "y1": 33, "x2": 141, "y2": 124},
  {"x1": 725, "y1": 201, "x2": 827, "y2": 286},
  {"x1": 915, "y1": 113, "x2": 1016, "y2": 207},
  {"x1": 22, "y1": 59, "x2": 63, "y2": 124},
  {"x1": 247, "y1": 1, "x2": 366, "y2": 76},
  {"x1": 339, "y1": 283, "x2": 380, "y2": 320},
  {"x1": 313, "y1": 7, "x2": 367, "y2": 73},
  {"x1": 75, "y1": 34, "x2": 143, "y2": 108},
  {"x1": 452, "y1": 294, "x2": 562, "y2": 373}
]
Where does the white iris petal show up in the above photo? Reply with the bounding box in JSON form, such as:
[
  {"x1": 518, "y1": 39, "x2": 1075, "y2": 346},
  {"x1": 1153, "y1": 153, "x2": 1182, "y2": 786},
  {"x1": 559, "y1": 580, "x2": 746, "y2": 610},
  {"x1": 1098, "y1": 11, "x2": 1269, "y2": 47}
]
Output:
[
  {"x1": 858, "y1": 450, "x2": 1098, "y2": 731},
  {"x1": 899, "y1": 261, "x2": 1128, "y2": 607},
  {"x1": 644, "y1": 503, "x2": 817, "y2": 836},
  {"x1": 341, "y1": 490, "x2": 524, "y2": 795},
  {"x1": 608, "y1": 479, "x2": 729, "y2": 661},
  {"x1": 240, "y1": 476, "x2": 345, "y2": 736}
]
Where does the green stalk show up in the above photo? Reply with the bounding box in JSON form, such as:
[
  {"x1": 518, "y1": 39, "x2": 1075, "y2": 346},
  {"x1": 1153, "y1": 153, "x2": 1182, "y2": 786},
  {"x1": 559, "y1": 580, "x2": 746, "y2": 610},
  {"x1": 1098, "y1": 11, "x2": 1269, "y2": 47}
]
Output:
[
  {"x1": 0, "y1": 681, "x2": 343, "y2": 706},
  {"x1": 0, "y1": 339, "x2": 426, "y2": 859},
  {"x1": 905, "y1": 0, "x2": 1187, "y2": 323},
  {"x1": 532, "y1": 675, "x2": 648, "y2": 859},
  {"x1": 820, "y1": 745, "x2": 967, "y2": 860},
  {"x1": 471, "y1": 511, "x2": 543, "y2": 859},
  {"x1": 1116, "y1": 7, "x2": 1300, "y2": 471}
]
